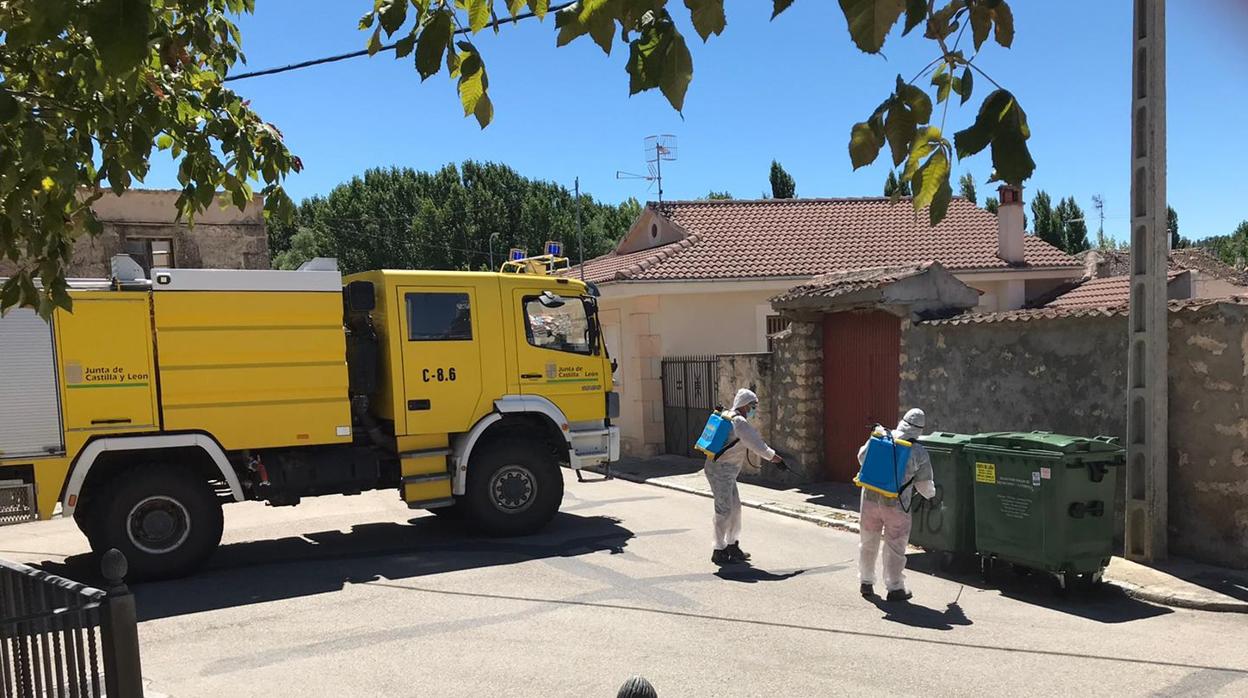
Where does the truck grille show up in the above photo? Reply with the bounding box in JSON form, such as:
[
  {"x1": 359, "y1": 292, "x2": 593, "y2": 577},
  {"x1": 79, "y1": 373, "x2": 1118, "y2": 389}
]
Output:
[{"x1": 0, "y1": 481, "x2": 36, "y2": 526}]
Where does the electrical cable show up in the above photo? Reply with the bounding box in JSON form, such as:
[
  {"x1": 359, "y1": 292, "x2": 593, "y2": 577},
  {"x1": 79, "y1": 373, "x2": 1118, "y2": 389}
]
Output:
[{"x1": 224, "y1": 1, "x2": 579, "y2": 83}]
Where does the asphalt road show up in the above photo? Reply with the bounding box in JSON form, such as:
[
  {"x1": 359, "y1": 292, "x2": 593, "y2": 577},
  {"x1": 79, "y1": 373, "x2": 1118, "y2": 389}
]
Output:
[{"x1": 6, "y1": 471, "x2": 1248, "y2": 697}]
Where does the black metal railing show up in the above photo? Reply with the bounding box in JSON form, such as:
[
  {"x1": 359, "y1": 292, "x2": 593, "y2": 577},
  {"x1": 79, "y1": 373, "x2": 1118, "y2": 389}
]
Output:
[{"x1": 0, "y1": 550, "x2": 143, "y2": 698}]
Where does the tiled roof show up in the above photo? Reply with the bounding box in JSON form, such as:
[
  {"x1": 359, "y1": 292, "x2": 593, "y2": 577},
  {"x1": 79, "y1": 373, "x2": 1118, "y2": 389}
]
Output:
[
  {"x1": 926, "y1": 295, "x2": 1248, "y2": 326},
  {"x1": 1079, "y1": 248, "x2": 1248, "y2": 285},
  {"x1": 772, "y1": 262, "x2": 937, "y2": 305},
  {"x1": 569, "y1": 197, "x2": 1081, "y2": 284},
  {"x1": 1045, "y1": 271, "x2": 1184, "y2": 309}
]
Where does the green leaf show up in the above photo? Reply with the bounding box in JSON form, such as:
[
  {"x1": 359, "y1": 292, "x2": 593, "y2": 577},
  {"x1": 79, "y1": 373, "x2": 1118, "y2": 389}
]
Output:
[
  {"x1": 87, "y1": 0, "x2": 153, "y2": 73},
  {"x1": 456, "y1": 44, "x2": 492, "y2": 127},
  {"x1": 416, "y1": 10, "x2": 453, "y2": 80},
  {"x1": 555, "y1": 5, "x2": 590, "y2": 46},
  {"x1": 953, "y1": 88, "x2": 1010, "y2": 158},
  {"x1": 468, "y1": 0, "x2": 491, "y2": 33},
  {"x1": 394, "y1": 32, "x2": 416, "y2": 58},
  {"x1": 838, "y1": 0, "x2": 906, "y2": 54},
  {"x1": 884, "y1": 105, "x2": 916, "y2": 167},
  {"x1": 896, "y1": 80, "x2": 932, "y2": 124},
  {"x1": 932, "y1": 72, "x2": 951, "y2": 104},
  {"x1": 772, "y1": 0, "x2": 796, "y2": 19},
  {"x1": 368, "y1": 27, "x2": 384, "y2": 56},
  {"x1": 508, "y1": 0, "x2": 526, "y2": 17},
  {"x1": 528, "y1": 0, "x2": 550, "y2": 18},
  {"x1": 156, "y1": 134, "x2": 173, "y2": 150},
  {"x1": 912, "y1": 147, "x2": 949, "y2": 209},
  {"x1": 0, "y1": 90, "x2": 19, "y2": 122},
  {"x1": 924, "y1": 0, "x2": 964, "y2": 41},
  {"x1": 359, "y1": 11, "x2": 376, "y2": 30},
  {"x1": 903, "y1": 125, "x2": 942, "y2": 181},
  {"x1": 685, "y1": 0, "x2": 726, "y2": 42},
  {"x1": 969, "y1": 5, "x2": 991, "y2": 50},
  {"x1": 902, "y1": 0, "x2": 926, "y2": 35},
  {"x1": 990, "y1": 114, "x2": 1034, "y2": 184},
  {"x1": 378, "y1": 0, "x2": 408, "y2": 34},
  {"x1": 959, "y1": 67, "x2": 973, "y2": 104},
  {"x1": 994, "y1": 1, "x2": 1014, "y2": 47},
  {"x1": 849, "y1": 121, "x2": 882, "y2": 170},
  {"x1": 928, "y1": 173, "x2": 953, "y2": 226},
  {"x1": 658, "y1": 30, "x2": 693, "y2": 111}
]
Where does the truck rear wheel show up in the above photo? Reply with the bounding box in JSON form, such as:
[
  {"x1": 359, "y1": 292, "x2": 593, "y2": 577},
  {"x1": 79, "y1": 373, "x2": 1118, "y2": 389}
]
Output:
[
  {"x1": 92, "y1": 464, "x2": 224, "y2": 581},
  {"x1": 464, "y1": 441, "x2": 563, "y2": 536}
]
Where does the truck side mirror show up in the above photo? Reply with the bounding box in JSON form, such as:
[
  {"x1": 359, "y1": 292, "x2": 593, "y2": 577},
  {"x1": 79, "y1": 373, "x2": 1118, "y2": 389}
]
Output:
[{"x1": 344, "y1": 281, "x2": 376, "y2": 313}]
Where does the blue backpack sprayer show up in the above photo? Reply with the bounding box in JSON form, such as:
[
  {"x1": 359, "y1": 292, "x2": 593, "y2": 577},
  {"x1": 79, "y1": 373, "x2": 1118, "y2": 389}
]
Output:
[{"x1": 854, "y1": 424, "x2": 917, "y2": 511}]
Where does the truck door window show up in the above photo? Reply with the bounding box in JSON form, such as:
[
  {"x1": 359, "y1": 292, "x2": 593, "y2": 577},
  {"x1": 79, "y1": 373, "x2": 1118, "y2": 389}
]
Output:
[
  {"x1": 524, "y1": 296, "x2": 591, "y2": 354},
  {"x1": 406, "y1": 293, "x2": 473, "y2": 341}
]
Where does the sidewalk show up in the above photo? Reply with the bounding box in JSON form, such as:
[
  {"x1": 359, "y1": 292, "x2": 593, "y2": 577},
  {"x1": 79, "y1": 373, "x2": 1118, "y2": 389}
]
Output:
[{"x1": 589, "y1": 455, "x2": 1248, "y2": 614}]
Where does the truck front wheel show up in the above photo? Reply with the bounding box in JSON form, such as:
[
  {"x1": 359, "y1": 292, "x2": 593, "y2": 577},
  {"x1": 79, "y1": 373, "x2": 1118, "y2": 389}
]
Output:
[
  {"x1": 464, "y1": 441, "x2": 563, "y2": 536},
  {"x1": 92, "y1": 464, "x2": 224, "y2": 580}
]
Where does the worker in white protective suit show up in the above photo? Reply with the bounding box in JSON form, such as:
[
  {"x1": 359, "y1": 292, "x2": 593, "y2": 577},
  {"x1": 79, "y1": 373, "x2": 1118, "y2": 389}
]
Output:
[
  {"x1": 856, "y1": 408, "x2": 936, "y2": 601},
  {"x1": 705, "y1": 388, "x2": 784, "y2": 565}
]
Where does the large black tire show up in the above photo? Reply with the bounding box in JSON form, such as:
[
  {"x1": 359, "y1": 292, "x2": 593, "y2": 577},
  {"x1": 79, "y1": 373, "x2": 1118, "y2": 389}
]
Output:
[
  {"x1": 463, "y1": 440, "x2": 563, "y2": 536},
  {"x1": 91, "y1": 464, "x2": 224, "y2": 581}
]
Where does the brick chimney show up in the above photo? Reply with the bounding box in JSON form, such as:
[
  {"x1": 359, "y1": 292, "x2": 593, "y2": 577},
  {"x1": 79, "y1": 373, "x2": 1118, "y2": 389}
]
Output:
[{"x1": 996, "y1": 184, "x2": 1025, "y2": 264}]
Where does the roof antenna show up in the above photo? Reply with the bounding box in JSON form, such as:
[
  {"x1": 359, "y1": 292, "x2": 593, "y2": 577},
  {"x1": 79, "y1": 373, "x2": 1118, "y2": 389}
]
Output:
[{"x1": 616, "y1": 135, "x2": 677, "y2": 204}]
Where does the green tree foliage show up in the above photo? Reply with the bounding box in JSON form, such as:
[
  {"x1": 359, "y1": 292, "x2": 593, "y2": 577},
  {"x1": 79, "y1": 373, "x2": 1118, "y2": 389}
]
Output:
[
  {"x1": 883, "y1": 170, "x2": 912, "y2": 199},
  {"x1": 958, "y1": 172, "x2": 977, "y2": 205},
  {"x1": 360, "y1": 0, "x2": 1028, "y2": 228},
  {"x1": 1167, "y1": 205, "x2": 1180, "y2": 249},
  {"x1": 1031, "y1": 191, "x2": 1061, "y2": 249},
  {"x1": 269, "y1": 163, "x2": 641, "y2": 273},
  {"x1": 769, "y1": 160, "x2": 796, "y2": 199},
  {"x1": 704, "y1": 191, "x2": 733, "y2": 200},
  {"x1": 1191, "y1": 220, "x2": 1248, "y2": 268},
  {"x1": 0, "y1": 0, "x2": 300, "y2": 316},
  {"x1": 1054, "y1": 196, "x2": 1089, "y2": 254},
  {"x1": 984, "y1": 196, "x2": 999, "y2": 215}
]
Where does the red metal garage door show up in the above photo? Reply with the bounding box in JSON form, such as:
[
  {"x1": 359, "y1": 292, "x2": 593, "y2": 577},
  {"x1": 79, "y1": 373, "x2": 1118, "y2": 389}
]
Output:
[{"x1": 823, "y1": 311, "x2": 901, "y2": 482}]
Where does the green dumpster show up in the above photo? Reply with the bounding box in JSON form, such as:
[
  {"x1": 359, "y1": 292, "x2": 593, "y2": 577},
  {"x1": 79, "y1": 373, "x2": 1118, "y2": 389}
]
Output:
[
  {"x1": 911, "y1": 432, "x2": 977, "y2": 567},
  {"x1": 968, "y1": 431, "x2": 1125, "y2": 589}
]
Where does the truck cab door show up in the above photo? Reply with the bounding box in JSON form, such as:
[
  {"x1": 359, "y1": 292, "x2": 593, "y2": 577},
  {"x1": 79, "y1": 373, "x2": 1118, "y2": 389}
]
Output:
[
  {"x1": 511, "y1": 289, "x2": 607, "y2": 422},
  {"x1": 396, "y1": 286, "x2": 483, "y2": 435}
]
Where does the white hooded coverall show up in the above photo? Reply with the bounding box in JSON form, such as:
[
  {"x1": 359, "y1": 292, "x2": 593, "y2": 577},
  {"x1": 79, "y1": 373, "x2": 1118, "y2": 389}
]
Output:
[
  {"x1": 704, "y1": 389, "x2": 776, "y2": 551},
  {"x1": 857, "y1": 411, "x2": 936, "y2": 592}
]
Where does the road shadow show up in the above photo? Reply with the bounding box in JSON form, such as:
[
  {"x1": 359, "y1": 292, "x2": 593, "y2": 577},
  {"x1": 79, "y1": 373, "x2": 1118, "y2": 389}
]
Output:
[
  {"x1": 33, "y1": 512, "x2": 635, "y2": 622},
  {"x1": 868, "y1": 596, "x2": 973, "y2": 631},
  {"x1": 906, "y1": 550, "x2": 1174, "y2": 624},
  {"x1": 713, "y1": 563, "x2": 806, "y2": 584}
]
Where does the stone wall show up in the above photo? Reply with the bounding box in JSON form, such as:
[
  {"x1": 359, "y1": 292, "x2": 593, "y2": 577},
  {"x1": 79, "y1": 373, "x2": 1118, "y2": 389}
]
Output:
[
  {"x1": 771, "y1": 320, "x2": 824, "y2": 481},
  {"x1": 900, "y1": 301, "x2": 1248, "y2": 569},
  {"x1": 900, "y1": 313, "x2": 1129, "y2": 438},
  {"x1": 1167, "y1": 302, "x2": 1248, "y2": 569},
  {"x1": 716, "y1": 352, "x2": 773, "y2": 477}
]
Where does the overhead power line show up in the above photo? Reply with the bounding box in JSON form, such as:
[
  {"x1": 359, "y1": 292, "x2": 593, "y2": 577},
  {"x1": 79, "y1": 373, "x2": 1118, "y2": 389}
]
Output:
[{"x1": 224, "y1": 1, "x2": 579, "y2": 83}]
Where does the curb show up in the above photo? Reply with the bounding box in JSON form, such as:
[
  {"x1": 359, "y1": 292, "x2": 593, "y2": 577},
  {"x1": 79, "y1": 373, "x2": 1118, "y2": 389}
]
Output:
[
  {"x1": 592, "y1": 467, "x2": 860, "y2": 535},
  {"x1": 1102, "y1": 577, "x2": 1248, "y2": 614},
  {"x1": 592, "y1": 466, "x2": 1248, "y2": 614}
]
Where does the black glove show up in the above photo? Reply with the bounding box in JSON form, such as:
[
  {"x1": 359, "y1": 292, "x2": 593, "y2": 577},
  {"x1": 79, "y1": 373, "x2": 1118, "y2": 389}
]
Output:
[{"x1": 773, "y1": 457, "x2": 789, "y2": 472}]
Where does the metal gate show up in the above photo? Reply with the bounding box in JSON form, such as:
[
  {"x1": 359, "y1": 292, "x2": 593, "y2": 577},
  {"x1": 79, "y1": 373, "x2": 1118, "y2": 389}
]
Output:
[{"x1": 661, "y1": 356, "x2": 718, "y2": 458}]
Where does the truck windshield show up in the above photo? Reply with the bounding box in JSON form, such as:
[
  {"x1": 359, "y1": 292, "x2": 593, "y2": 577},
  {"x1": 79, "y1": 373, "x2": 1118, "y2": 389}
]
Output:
[{"x1": 524, "y1": 295, "x2": 593, "y2": 355}]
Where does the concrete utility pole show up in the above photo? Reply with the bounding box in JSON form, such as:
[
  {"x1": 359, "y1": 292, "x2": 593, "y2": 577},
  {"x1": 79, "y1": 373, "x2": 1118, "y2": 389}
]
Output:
[{"x1": 1126, "y1": 0, "x2": 1168, "y2": 563}]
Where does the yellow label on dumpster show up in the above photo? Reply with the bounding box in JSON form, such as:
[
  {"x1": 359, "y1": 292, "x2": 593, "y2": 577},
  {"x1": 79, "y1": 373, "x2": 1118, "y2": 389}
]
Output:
[{"x1": 976, "y1": 461, "x2": 997, "y2": 484}]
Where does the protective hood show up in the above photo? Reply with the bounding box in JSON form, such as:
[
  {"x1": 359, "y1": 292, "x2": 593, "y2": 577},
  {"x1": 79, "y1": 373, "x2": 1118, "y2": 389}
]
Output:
[
  {"x1": 897, "y1": 408, "x2": 925, "y2": 439},
  {"x1": 732, "y1": 388, "x2": 759, "y2": 411}
]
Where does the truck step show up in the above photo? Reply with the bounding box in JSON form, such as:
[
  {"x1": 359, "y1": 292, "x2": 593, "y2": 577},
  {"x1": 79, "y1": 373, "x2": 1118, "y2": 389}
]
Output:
[
  {"x1": 402, "y1": 472, "x2": 452, "y2": 505},
  {"x1": 400, "y1": 448, "x2": 451, "y2": 477}
]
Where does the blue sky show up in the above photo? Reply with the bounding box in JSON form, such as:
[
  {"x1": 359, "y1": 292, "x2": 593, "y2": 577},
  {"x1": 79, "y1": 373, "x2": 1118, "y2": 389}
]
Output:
[{"x1": 144, "y1": 1, "x2": 1248, "y2": 243}]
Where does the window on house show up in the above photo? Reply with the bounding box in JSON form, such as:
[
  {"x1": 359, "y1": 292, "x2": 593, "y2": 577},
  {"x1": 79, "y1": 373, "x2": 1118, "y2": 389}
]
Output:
[
  {"x1": 766, "y1": 315, "x2": 788, "y2": 352},
  {"x1": 405, "y1": 293, "x2": 473, "y2": 341},
  {"x1": 123, "y1": 238, "x2": 175, "y2": 274}
]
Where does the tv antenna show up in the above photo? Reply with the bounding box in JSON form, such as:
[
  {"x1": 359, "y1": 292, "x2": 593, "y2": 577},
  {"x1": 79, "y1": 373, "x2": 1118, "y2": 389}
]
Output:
[{"x1": 616, "y1": 135, "x2": 677, "y2": 203}]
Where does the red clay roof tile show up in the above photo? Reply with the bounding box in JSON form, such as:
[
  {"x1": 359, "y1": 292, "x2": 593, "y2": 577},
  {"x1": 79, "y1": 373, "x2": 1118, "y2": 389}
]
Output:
[{"x1": 570, "y1": 197, "x2": 1080, "y2": 284}]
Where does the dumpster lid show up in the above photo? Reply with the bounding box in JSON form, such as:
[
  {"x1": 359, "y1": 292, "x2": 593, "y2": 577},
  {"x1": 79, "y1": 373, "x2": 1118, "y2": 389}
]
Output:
[
  {"x1": 917, "y1": 432, "x2": 976, "y2": 449},
  {"x1": 967, "y1": 431, "x2": 1122, "y2": 454}
]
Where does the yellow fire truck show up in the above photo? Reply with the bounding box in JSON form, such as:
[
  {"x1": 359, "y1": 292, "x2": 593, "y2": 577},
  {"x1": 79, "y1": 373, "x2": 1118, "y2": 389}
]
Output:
[{"x1": 0, "y1": 254, "x2": 619, "y2": 578}]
